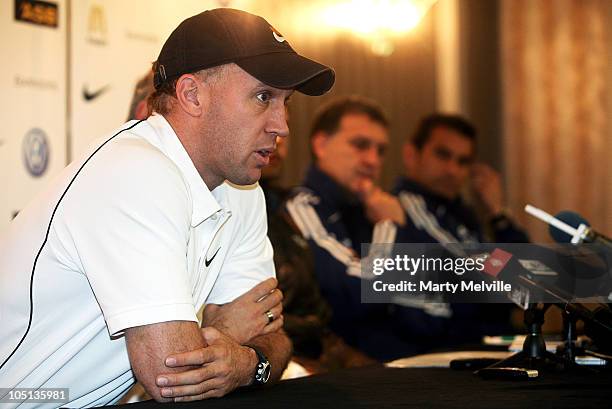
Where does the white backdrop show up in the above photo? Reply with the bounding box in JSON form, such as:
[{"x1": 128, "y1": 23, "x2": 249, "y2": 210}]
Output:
[
  {"x1": 0, "y1": 0, "x2": 67, "y2": 231},
  {"x1": 69, "y1": 0, "x2": 231, "y2": 157},
  {"x1": 0, "y1": 0, "x2": 251, "y2": 232}
]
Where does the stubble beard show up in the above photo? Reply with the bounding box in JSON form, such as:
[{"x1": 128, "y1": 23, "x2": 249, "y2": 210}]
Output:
[{"x1": 202, "y1": 108, "x2": 259, "y2": 187}]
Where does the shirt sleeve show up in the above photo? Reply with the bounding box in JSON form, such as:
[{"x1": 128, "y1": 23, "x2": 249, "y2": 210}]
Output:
[
  {"x1": 53, "y1": 139, "x2": 196, "y2": 336},
  {"x1": 206, "y1": 185, "x2": 275, "y2": 304}
]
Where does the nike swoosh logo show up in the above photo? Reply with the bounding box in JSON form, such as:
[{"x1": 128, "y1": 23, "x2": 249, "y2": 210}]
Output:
[
  {"x1": 272, "y1": 31, "x2": 286, "y2": 43},
  {"x1": 82, "y1": 84, "x2": 110, "y2": 102},
  {"x1": 205, "y1": 247, "x2": 221, "y2": 267}
]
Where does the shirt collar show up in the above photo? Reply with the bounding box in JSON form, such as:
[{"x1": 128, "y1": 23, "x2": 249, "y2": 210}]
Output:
[
  {"x1": 393, "y1": 176, "x2": 464, "y2": 208},
  {"x1": 146, "y1": 114, "x2": 222, "y2": 227},
  {"x1": 303, "y1": 165, "x2": 361, "y2": 209}
]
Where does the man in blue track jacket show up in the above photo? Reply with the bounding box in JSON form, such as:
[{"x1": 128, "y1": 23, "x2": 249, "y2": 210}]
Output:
[
  {"x1": 285, "y1": 97, "x2": 452, "y2": 361},
  {"x1": 394, "y1": 113, "x2": 529, "y2": 246},
  {"x1": 393, "y1": 114, "x2": 530, "y2": 341}
]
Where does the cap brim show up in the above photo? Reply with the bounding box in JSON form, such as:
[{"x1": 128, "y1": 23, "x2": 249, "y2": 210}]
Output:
[{"x1": 236, "y1": 52, "x2": 335, "y2": 96}]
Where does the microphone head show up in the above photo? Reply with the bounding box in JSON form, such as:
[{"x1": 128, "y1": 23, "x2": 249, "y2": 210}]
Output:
[{"x1": 550, "y1": 211, "x2": 590, "y2": 243}]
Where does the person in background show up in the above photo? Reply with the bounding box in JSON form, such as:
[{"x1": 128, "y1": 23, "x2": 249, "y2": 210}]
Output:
[
  {"x1": 261, "y1": 131, "x2": 376, "y2": 371},
  {"x1": 285, "y1": 96, "x2": 451, "y2": 361},
  {"x1": 126, "y1": 70, "x2": 154, "y2": 121},
  {"x1": 393, "y1": 113, "x2": 530, "y2": 342},
  {"x1": 394, "y1": 113, "x2": 529, "y2": 244}
]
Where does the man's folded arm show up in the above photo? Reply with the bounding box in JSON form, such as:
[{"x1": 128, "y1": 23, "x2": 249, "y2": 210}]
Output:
[
  {"x1": 157, "y1": 326, "x2": 292, "y2": 402},
  {"x1": 125, "y1": 321, "x2": 207, "y2": 402},
  {"x1": 125, "y1": 320, "x2": 292, "y2": 402},
  {"x1": 202, "y1": 277, "x2": 285, "y2": 345}
]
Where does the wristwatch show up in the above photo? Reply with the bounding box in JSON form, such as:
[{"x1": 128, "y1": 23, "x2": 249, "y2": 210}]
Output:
[{"x1": 247, "y1": 346, "x2": 271, "y2": 385}]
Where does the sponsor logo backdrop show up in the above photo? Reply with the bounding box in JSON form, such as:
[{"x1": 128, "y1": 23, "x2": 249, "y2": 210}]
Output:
[
  {"x1": 1, "y1": 0, "x2": 249, "y2": 232},
  {"x1": 69, "y1": 0, "x2": 231, "y2": 157},
  {"x1": 0, "y1": 0, "x2": 66, "y2": 230}
]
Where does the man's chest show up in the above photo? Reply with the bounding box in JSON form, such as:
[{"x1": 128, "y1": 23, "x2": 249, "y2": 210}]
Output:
[
  {"x1": 322, "y1": 206, "x2": 372, "y2": 252},
  {"x1": 186, "y1": 208, "x2": 235, "y2": 309}
]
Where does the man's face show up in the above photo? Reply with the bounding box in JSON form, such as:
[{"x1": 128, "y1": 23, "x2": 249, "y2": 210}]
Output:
[
  {"x1": 408, "y1": 126, "x2": 475, "y2": 199},
  {"x1": 197, "y1": 65, "x2": 292, "y2": 187},
  {"x1": 314, "y1": 113, "x2": 388, "y2": 194}
]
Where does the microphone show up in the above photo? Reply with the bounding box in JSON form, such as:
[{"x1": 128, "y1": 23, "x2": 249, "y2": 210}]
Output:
[
  {"x1": 480, "y1": 241, "x2": 612, "y2": 302},
  {"x1": 553, "y1": 211, "x2": 612, "y2": 248},
  {"x1": 525, "y1": 205, "x2": 612, "y2": 249},
  {"x1": 480, "y1": 247, "x2": 531, "y2": 309},
  {"x1": 478, "y1": 246, "x2": 578, "y2": 308},
  {"x1": 548, "y1": 211, "x2": 589, "y2": 244},
  {"x1": 481, "y1": 247, "x2": 612, "y2": 341}
]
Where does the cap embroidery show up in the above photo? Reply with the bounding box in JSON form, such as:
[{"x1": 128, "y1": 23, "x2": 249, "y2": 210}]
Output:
[{"x1": 271, "y1": 27, "x2": 286, "y2": 43}]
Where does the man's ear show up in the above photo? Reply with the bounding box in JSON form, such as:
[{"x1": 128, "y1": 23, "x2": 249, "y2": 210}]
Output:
[
  {"x1": 402, "y1": 142, "x2": 418, "y2": 176},
  {"x1": 311, "y1": 132, "x2": 330, "y2": 162},
  {"x1": 175, "y1": 74, "x2": 205, "y2": 117},
  {"x1": 313, "y1": 132, "x2": 333, "y2": 160}
]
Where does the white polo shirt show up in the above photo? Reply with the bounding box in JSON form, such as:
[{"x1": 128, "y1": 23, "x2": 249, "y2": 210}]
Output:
[{"x1": 0, "y1": 114, "x2": 274, "y2": 408}]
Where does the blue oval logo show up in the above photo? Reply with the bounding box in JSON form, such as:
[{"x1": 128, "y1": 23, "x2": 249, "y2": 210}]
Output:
[{"x1": 22, "y1": 128, "x2": 49, "y2": 177}]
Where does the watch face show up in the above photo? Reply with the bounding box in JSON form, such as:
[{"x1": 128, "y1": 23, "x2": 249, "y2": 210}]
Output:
[
  {"x1": 261, "y1": 361, "x2": 271, "y2": 384},
  {"x1": 252, "y1": 348, "x2": 272, "y2": 385}
]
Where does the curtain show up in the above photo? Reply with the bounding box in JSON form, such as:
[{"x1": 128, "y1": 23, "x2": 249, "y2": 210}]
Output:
[{"x1": 501, "y1": 0, "x2": 611, "y2": 241}]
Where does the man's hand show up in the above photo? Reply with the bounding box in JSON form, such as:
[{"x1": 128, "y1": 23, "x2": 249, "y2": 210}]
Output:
[
  {"x1": 471, "y1": 163, "x2": 504, "y2": 217},
  {"x1": 156, "y1": 327, "x2": 257, "y2": 402},
  {"x1": 202, "y1": 278, "x2": 284, "y2": 344},
  {"x1": 357, "y1": 179, "x2": 406, "y2": 226}
]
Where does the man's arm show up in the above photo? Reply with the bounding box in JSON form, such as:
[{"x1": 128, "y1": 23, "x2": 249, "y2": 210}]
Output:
[
  {"x1": 125, "y1": 321, "x2": 206, "y2": 402},
  {"x1": 125, "y1": 321, "x2": 260, "y2": 402},
  {"x1": 152, "y1": 328, "x2": 292, "y2": 402},
  {"x1": 471, "y1": 163, "x2": 530, "y2": 242},
  {"x1": 202, "y1": 277, "x2": 284, "y2": 345},
  {"x1": 126, "y1": 279, "x2": 289, "y2": 403}
]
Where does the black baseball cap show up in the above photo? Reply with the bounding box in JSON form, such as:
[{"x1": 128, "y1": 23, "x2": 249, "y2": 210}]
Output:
[{"x1": 153, "y1": 8, "x2": 335, "y2": 96}]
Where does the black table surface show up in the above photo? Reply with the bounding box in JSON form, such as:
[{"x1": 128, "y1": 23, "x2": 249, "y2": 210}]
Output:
[{"x1": 115, "y1": 365, "x2": 612, "y2": 409}]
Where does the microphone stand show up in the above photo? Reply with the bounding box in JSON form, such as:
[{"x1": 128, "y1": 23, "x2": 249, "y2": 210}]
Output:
[
  {"x1": 558, "y1": 308, "x2": 577, "y2": 363},
  {"x1": 556, "y1": 304, "x2": 612, "y2": 366},
  {"x1": 483, "y1": 303, "x2": 589, "y2": 372}
]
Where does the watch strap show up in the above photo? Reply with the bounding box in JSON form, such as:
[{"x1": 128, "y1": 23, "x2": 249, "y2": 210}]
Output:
[{"x1": 246, "y1": 346, "x2": 271, "y2": 385}]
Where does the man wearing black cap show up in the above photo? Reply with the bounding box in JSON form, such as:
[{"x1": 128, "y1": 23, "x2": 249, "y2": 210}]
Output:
[{"x1": 0, "y1": 8, "x2": 334, "y2": 406}]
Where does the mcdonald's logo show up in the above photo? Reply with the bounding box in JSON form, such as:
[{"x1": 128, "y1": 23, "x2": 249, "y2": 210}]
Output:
[{"x1": 86, "y1": 4, "x2": 107, "y2": 46}]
